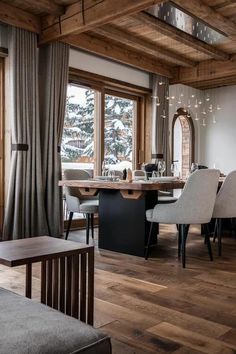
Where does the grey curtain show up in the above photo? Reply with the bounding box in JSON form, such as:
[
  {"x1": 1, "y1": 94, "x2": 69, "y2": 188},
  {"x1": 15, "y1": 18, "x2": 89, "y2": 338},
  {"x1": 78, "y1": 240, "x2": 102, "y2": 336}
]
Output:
[
  {"x1": 3, "y1": 27, "x2": 48, "y2": 240},
  {"x1": 151, "y1": 74, "x2": 170, "y2": 172},
  {"x1": 39, "y1": 42, "x2": 69, "y2": 237}
]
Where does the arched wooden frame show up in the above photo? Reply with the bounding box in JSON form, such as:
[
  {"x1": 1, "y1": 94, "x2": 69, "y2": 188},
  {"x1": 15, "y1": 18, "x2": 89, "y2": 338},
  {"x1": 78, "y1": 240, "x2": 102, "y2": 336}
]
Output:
[{"x1": 171, "y1": 108, "x2": 195, "y2": 169}]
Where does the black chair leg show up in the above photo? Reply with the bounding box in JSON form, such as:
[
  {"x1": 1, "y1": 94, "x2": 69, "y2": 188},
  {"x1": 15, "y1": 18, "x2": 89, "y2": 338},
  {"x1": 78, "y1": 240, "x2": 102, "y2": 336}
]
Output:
[
  {"x1": 213, "y1": 219, "x2": 218, "y2": 243},
  {"x1": 86, "y1": 214, "x2": 90, "y2": 245},
  {"x1": 218, "y1": 218, "x2": 222, "y2": 256},
  {"x1": 203, "y1": 224, "x2": 213, "y2": 261},
  {"x1": 65, "y1": 212, "x2": 73, "y2": 240},
  {"x1": 178, "y1": 225, "x2": 182, "y2": 259},
  {"x1": 181, "y1": 224, "x2": 189, "y2": 268},
  {"x1": 145, "y1": 222, "x2": 153, "y2": 260},
  {"x1": 91, "y1": 213, "x2": 94, "y2": 240},
  {"x1": 230, "y1": 218, "x2": 236, "y2": 237}
]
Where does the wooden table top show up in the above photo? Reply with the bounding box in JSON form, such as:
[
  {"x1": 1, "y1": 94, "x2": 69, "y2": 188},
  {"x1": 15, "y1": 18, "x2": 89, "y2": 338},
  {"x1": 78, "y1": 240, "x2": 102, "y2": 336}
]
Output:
[
  {"x1": 59, "y1": 179, "x2": 186, "y2": 191},
  {"x1": 0, "y1": 236, "x2": 93, "y2": 267}
]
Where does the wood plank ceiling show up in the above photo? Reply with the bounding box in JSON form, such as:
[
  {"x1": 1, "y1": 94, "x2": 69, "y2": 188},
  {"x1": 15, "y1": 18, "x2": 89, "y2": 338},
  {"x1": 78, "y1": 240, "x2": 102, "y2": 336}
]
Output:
[{"x1": 0, "y1": 0, "x2": 236, "y2": 89}]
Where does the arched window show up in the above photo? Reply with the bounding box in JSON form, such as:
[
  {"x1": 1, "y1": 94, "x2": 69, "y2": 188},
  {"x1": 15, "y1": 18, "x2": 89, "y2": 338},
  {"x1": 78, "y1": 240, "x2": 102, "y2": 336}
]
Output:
[{"x1": 172, "y1": 108, "x2": 195, "y2": 179}]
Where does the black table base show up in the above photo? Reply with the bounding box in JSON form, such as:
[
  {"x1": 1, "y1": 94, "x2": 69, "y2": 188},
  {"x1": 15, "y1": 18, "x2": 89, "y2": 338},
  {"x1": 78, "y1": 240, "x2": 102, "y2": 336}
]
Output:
[{"x1": 98, "y1": 190, "x2": 158, "y2": 257}]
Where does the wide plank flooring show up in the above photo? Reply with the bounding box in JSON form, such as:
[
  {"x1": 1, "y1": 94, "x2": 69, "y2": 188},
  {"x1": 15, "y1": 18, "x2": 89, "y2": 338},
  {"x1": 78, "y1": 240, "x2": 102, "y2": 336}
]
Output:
[{"x1": 0, "y1": 224, "x2": 236, "y2": 353}]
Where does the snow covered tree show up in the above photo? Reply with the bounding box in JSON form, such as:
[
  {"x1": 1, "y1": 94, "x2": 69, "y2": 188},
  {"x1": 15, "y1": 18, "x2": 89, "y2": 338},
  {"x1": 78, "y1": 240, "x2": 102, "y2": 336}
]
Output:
[{"x1": 61, "y1": 86, "x2": 134, "y2": 167}]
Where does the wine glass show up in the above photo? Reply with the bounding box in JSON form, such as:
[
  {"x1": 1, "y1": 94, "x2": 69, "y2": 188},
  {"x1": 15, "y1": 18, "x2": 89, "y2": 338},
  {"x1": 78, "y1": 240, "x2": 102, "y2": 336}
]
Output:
[
  {"x1": 152, "y1": 171, "x2": 158, "y2": 179},
  {"x1": 102, "y1": 161, "x2": 107, "y2": 176},
  {"x1": 109, "y1": 169, "x2": 115, "y2": 180},
  {"x1": 171, "y1": 163, "x2": 176, "y2": 176},
  {"x1": 190, "y1": 163, "x2": 198, "y2": 173},
  {"x1": 159, "y1": 161, "x2": 166, "y2": 177}
]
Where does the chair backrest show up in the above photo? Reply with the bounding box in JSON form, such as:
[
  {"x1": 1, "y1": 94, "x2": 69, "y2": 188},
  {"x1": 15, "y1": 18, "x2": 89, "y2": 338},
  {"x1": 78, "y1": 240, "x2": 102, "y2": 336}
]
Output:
[
  {"x1": 64, "y1": 169, "x2": 91, "y2": 199},
  {"x1": 213, "y1": 170, "x2": 236, "y2": 218},
  {"x1": 133, "y1": 170, "x2": 146, "y2": 179},
  {"x1": 176, "y1": 169, "x2": 220, "y2": 224}
]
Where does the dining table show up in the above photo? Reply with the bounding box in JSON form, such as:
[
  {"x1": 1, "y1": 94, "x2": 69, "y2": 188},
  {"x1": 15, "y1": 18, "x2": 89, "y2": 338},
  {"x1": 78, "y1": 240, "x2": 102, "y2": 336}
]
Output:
[{"x1": 59, "y1": 178, "x2": 185, "y2": 257}]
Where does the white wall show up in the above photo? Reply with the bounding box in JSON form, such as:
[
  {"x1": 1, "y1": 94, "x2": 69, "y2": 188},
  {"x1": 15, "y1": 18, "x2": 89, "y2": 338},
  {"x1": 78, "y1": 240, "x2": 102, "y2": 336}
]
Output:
[
  {"x1": 200, "y1": 85, "x2": 236, "y2": 174},
  {"x1": 69, "y1": 49, "x2": 150, "y2": 88}
]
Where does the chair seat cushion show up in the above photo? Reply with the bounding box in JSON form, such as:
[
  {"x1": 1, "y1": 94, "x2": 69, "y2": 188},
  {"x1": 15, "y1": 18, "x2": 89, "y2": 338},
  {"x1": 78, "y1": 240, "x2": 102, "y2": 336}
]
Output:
[
  {"x1": 0, "y1": 288, "x2": 111, "y2": 354},
  {"x1": 80, "y1": 200, "x2": 99, "y2": 214},
  {"x1": 158, "y1": 196, "x2": 178, "y2": 203}
]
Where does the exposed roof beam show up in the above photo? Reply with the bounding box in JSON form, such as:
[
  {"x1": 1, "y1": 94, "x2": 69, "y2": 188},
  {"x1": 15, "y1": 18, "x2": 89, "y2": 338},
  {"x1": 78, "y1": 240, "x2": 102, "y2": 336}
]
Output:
[
  {"x1": 95, "y1": 24, "x2": 196, "y2": 67},
  {"x1": 171, "y1": 54, "x2": 236, "y2": 86},
  {"x1": 4, "y1": 0, "x2": 64, "y2": 16},
  {"x1": 40, "y1": 0, "x2": 167, "y2": 44},
  {"x1": 0, "y1": 1, "x2": 40, "y2": 33},
  {"x1": 65, "y1": 33, "x2": 173, "y2": 78},
  {"x1": 172, "y1": 0, "x2": 236, "y2": 39},
  {"x1": 188, "y1": 75, "x2": 236, "y2": 90},
  {"x1": 25, "y1": 0, "x2": 64, "y2": 15},
  {"x1": 133, "y1": 12, "x2": 230, "y2": 61}
]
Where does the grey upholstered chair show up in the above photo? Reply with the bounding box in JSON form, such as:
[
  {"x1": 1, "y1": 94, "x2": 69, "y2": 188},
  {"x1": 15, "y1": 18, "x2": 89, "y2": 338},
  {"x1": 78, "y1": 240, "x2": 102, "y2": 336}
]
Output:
[
  {"x1": 132, "y1": 170, "x2": 146, "y2": 179},
  {"x1": 212, "y1": 170, "x2": 236, "y2": 256},
  {"x1": 64, "y1": 169, "x2": 99, "y2": 244},
  {"x1": 146, "y1": 169, "x2": 220, "y2": 267}
]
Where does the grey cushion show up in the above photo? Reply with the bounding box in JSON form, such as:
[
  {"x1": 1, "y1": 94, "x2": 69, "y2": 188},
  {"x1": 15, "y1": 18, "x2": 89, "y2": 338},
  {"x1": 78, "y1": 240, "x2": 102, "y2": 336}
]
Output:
[
  {"x1": 0, "y1": 288, "x2": 111, "y2": 354},
  {"x1": 158, "y1": 196, "x2": 178, "y2": 203},
  {"x1": 80, "y1": 200, "x2": 99, "y2": 214}
]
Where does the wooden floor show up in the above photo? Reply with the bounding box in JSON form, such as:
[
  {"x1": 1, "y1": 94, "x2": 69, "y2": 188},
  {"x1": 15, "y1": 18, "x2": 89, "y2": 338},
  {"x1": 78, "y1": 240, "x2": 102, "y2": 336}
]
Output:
[{"x1": 0, "y1": 224, "x2": 236, "y2": 353}]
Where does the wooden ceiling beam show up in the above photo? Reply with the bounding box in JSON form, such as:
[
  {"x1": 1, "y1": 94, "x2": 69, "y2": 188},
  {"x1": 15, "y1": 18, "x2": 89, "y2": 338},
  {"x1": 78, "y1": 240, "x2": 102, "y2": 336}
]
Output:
[
  {"x1": 0, "y1": 1, "x2": 40, "y2": 33},
  {"x1": 171, "y1": 54, "x2": 236, "y2": 86},
  {"x1": 172, "y1": 0, "x2": 236, "y2": 39},
  {"x1": 133, "y1": 12, "x2": 230, "y2": 61},
  {"x1": 40, "y1": 0, "x2": 168, "y2": 44},
  {"x1": 189, "y1": 75, "x2": 236, "y2": 90},
  {"x1": 65, "y1": 33, "x2": 173, "y2": 78},
  {"x1": 3, "y1": 0, "x2": 64, "y2": 16},
  {"x1": 94, "y1": 24, "x2": 196, "y2": 67}
]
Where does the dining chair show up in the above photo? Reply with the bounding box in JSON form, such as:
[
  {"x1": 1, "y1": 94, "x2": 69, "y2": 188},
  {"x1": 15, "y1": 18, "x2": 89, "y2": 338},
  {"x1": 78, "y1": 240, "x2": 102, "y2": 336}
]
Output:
[
  {"x1": 132, "y1": 170, "x2": 146, "y2": 179},
  {"x1": 64, "y1": 169, "x2": 99, "y2": 244},
  {"x1": 145, "y1": 169, "x2": 220, "y2": 267},
  {"x1": 212, "y1": 170, "x2": 236, "y2": 256}
]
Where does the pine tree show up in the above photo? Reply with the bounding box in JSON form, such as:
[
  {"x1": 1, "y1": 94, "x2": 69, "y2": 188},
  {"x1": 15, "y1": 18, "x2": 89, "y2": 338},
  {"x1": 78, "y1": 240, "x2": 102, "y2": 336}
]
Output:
[{"x1": 62, "y1": 88, "x2": 133, "y2": 167}]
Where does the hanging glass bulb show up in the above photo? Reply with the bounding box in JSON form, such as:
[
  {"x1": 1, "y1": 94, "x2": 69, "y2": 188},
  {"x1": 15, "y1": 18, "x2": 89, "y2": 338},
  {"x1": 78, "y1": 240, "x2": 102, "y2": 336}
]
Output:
[
  {"x1": 175, "y1": 106, "x2": 178, "y2": 115},
  {"x1": 169, "y1": 102, "x2": 173, "y2": 107},
  {"x1": 194, "y1": 99, "x2": 198, "y2": 108},
  {"x1": 217, "y1": 104, "x2": 221, "y2": 110},
  {"x1": 161, "y1": 110, "x2": 166, "y2": 119},
  {"x1": 202, "y1": 108, "x2": 207, "y2": 115},
  {"x1": 159, "y1": 81, "x2": 164, "y2": 86},
  {"x1": 180, "y1": 92, "x2": 184, "y2": 97},
  {"x1": 187, "y1": 111, "x2": 191, "y2": 118},
  {"x1": 165, "y1": 95, "x2": 170, "y2": 100},
  {"x1": 191, "y1": 94, "x2": 195, "y2": 98},
  {"x1": 213, "y1": 115, "x2": 216, "y2": 124},
  {"x1": 206, "y1": 94, "x2": 210, "y2": 102},
  {"x1": 152, "y1": 95, "x2": 158, "y2": 99},
  {"x1": 183, "y1": 104, "x2": 187, "y2": 112},
  {"x1": 187, "y1": 100, "x2": 191, "y2": 108},
  {"x1": 195, "y1": 113, "x2": 199, "y2": 121},
  {"x1": 156, "y1": 96, "x2": 160, "y2": 106},
  {"x1": 202, "y1": 118, "x2": 206, "y2": 127},
  {"x1": 177, "y1": 97, "x2": 182, "y2": 104},
  {"x1": 198, "y1": 100, "x2": 202, "y2": 105},
  {"x1": 171, "y1": 95, "x2": 175, "y2": 100}
]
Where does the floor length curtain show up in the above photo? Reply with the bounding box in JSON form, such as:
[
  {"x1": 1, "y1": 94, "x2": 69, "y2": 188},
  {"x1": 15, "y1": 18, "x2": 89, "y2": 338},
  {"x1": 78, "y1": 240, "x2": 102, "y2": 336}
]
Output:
[
  {"x1": 39, "y1": 42, "x2": 69, "y2": 237},
  {"x1": 3, "y1": 27, "x2": 48, "y2": 240},
  {"x1": 151, "y1": 74, "x2": 170, "y2": 173}
]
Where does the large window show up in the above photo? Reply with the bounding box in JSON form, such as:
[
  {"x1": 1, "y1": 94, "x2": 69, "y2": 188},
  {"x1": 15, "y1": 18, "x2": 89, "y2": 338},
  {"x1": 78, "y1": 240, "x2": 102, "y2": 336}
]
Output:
[
  {"x1": 62, "y1": 83, "x2": 139, "y2": 174},
  {"x1": 104, "y1": 93, "x2": 136, "y2": 171}
]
